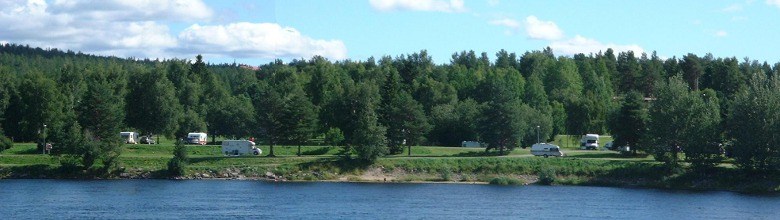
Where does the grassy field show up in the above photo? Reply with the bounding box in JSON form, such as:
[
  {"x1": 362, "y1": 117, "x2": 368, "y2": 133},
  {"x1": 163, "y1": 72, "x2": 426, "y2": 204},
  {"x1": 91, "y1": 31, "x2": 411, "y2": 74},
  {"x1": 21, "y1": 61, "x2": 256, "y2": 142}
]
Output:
[{"x1": 1, "y1": 137, "x2": 777, "y2": 193}]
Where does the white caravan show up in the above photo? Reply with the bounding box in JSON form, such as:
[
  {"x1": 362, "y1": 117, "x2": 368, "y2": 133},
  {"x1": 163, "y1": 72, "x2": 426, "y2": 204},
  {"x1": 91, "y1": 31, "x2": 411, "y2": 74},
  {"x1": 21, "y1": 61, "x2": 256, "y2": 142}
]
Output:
[
  {"x1": 120, "y1": 132, "x2": 139, "y2": 144},
  {"x1": 531, "y1": 143, "x2": 565, "y2": 158},
  {"x1": 580, "y1": 134, "x2": 599, "y2": 150},
  {"x1": 222, "y1": 140, "x2": 262, "y2": 156},
  {"x1": 187, "y1": 132, "x2": 208, "y2": 145}
]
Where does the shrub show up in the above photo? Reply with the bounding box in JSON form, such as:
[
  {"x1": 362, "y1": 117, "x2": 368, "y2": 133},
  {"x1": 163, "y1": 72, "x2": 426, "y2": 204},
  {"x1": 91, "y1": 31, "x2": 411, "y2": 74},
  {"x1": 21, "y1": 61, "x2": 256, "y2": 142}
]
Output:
[
  {"x1": 439, "y1": 168, "x2": 453, "y2": 181},
  {"x1": 489, "y1": 176, "x2": 523, "y2": 185},
  {"x1": 167, "y1": 140, "x2": 188, "y2": 177},
  {"x1": 538, "y1": 167, "x2": 557, "y2": 185},
  {"x1": 0, "y1": 134, "x2": 12, "y2": 152}
]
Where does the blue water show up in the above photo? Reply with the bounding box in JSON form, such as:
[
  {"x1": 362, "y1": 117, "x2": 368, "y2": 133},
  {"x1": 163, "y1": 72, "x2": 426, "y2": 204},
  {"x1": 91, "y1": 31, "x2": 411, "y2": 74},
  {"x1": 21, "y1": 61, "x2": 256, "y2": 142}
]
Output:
[{"x1": 0, "y1": 180, "x2": 778, "y2": 219}]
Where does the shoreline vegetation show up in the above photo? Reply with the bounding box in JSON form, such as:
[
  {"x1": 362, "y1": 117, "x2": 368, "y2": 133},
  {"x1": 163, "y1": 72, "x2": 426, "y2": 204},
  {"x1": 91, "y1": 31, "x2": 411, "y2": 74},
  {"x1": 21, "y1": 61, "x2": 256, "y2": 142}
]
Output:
[{"x1": 1, "y1": 142, "x2": 778, "y2": 194}]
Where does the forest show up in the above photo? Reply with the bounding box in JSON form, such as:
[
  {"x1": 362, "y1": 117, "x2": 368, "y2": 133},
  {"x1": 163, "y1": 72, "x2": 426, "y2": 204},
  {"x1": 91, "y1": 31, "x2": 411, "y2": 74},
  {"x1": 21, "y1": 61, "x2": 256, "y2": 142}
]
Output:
[{"x1": 0, "y1": 44, "x2": 779, "y2": 174}]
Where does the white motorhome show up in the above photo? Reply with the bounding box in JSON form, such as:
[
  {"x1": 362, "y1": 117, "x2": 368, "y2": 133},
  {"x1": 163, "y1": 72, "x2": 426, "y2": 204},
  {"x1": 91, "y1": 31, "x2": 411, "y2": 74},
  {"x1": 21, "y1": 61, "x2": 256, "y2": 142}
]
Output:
[
  {"x1": 187, "y1": 132, "x2": 208, "y2": 145},
  {"x1": 461, "y1": 141, "x2": 482, "y2": 148},
  {"x1": 222, "y1": 140, "x2": 262, "y2": 156},
  {"x1": 580, "y1": 134, "x2": 599, "y2": 150},
  {"x1": 531, "y1": 143, "x2": 565, "y2": 158},
  {"x1": 120, "y1": 132, "x2": 139, "y2": 144}
]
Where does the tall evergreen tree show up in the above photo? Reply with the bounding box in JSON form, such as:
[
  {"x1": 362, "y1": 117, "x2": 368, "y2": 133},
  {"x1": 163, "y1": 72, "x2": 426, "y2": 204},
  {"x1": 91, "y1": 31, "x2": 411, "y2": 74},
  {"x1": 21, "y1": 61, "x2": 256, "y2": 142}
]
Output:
[
  {"x1": 609, "y1": 91, "x2": 648, "y2": 155},
  {"x1": 77, "y1": 67, "x2": 127, "y2": 171}
]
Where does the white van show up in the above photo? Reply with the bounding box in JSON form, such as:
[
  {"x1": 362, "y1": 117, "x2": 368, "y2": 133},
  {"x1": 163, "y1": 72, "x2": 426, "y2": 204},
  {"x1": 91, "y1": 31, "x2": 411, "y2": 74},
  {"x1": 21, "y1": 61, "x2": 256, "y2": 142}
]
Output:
[
  {"x1": 120, "y1": 132, "x2": 139, "y2": 144},
  {"x1": 580, "y1": 134, "x2": 599, "y2": 150},
  {"x1": 187, "y1": 132, "x2": 208, "y2": 145},
  {"x1": 222, "y1": 140, "x2": 262, "y2": 156},
  {"x1": 531, "y1": 143, "x2": 565, "y2": 158}
]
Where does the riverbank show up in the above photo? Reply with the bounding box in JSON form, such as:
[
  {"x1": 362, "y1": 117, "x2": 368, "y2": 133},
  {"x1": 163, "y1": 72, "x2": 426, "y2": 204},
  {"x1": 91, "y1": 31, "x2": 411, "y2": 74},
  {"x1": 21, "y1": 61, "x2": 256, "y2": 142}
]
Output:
[{"x1": 1, "y1": 143, "x2": 778, "y2": 193}]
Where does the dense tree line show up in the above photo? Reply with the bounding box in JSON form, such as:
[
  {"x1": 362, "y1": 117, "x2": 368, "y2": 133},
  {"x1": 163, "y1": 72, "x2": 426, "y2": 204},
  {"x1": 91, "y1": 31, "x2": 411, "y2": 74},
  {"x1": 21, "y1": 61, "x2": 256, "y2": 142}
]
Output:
[{"x1": 0, "y1": 44, "x2": 779, "y2": 174}]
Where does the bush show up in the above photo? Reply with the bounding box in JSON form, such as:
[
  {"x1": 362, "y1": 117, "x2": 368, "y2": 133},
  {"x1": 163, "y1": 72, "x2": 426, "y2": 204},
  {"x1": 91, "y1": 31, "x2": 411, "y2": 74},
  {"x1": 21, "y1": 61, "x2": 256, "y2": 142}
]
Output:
[
  {"x1": 489, "y1": 176, "x2": 523, "y2": 185},
  {"x1": 0, "y1": 134, "x2": 12, "y2": 152},
  {"x1": 324, "y1": 127, "x2": 345, "y2": 146},
  {"x1": 167, "y1": 140, "x2": 188, "y2": 177},
  {"x1": 439, "y1": 168, "x2": 453, "y2": 181},
  {"x1": 538, "y1": 167, "x2": 557, "y2": 185}
]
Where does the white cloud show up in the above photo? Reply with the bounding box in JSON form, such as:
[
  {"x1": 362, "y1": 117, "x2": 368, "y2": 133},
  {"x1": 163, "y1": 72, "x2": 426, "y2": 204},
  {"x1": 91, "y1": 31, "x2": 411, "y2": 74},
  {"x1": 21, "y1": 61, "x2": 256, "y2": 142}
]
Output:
[
  {"x1": 715, "y1": 30, "x2": 728, "y2": 37},
  {"x1": 487, "y1": 0, "x2": 500, "y2": 6},
  {"x1": 549, "y1": 35, "x2": 644, "y2": 56},
  {"x1": 177, "y1": 23, "x2": 348, "y2": 60},
  {"x1": 49, "y1": 0, "x2": 213, "y2": 22},
  {"x1": 524, "y1": 16, "x2": 563, "y2": 40},
  {"x1": 722, "y1": 4, "x2": 743, "y2": 12},
  {"x1": 0, "y1": 0, "x2": 345, "y2": 61},
  {"x1": 0, "y1": 0, "x2": 206, "y2": 58},
  {"x1": 369, "y1": 0, "x2": 466, "y2": 13},
  {"x1": 767, "y1": 0, "x2": 780, "y2": 8},
  {"x1": 489, "y1": 18, "x2": 521, "y2": 29}
]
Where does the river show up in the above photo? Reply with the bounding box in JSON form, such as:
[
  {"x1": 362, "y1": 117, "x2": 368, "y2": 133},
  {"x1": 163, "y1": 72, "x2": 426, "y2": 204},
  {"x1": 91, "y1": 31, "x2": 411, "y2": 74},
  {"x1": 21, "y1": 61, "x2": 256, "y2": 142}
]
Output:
[{"x1": 0, "y1": 180, "x2": 778, "y2": 219}]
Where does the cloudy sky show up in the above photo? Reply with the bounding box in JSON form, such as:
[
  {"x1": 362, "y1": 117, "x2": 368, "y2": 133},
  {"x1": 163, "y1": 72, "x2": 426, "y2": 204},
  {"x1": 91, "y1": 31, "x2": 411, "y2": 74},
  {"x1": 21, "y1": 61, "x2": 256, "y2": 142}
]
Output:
[{"x1": 2, "y1": 0, "x2": 779, "y2": 65}]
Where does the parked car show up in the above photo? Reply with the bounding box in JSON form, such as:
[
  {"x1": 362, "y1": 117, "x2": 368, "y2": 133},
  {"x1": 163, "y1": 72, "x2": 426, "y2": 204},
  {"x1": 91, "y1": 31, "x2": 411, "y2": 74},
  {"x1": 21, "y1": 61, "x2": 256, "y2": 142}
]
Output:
[{"x1": 139, "y1": 136, "x2": 155, "y2": 144}]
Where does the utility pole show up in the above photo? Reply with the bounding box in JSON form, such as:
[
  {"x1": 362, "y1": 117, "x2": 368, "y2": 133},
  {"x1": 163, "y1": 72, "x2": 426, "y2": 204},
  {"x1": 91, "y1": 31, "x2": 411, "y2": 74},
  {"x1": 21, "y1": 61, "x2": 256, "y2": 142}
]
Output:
[
  {"x1": 536, "y1": 125, "x2": 540, "y2": 144},
  {"x1": 42, "y1": 124, "x2": 47, "y2": 154}
]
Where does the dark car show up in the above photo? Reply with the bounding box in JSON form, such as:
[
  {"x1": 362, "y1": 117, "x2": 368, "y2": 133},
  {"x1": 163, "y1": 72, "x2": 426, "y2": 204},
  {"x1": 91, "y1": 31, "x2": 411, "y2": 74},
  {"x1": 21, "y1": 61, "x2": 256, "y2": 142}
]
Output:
[{"x1": 140, "y1": 136, "x2": 156, "y2": 144}]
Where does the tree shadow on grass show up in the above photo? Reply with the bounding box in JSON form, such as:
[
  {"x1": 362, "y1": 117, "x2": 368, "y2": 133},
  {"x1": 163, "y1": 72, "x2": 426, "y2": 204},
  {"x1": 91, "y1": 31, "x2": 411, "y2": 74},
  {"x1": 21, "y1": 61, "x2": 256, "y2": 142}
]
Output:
[
  {"x1": 567, "y1": 152, "x2": 628, "y2": 159},
  {"x1": 14, "y1": 147, "x2": 42, "y2": 155},
  {"x1": 300, "y1": 147, "x2": 332, "y2": 156},
  {"x1": 384, "y1": 151, "x2": 505, "y2": 158},
  {"x1": 188, "y1": 156, "x2": 227, "y2": 164}
]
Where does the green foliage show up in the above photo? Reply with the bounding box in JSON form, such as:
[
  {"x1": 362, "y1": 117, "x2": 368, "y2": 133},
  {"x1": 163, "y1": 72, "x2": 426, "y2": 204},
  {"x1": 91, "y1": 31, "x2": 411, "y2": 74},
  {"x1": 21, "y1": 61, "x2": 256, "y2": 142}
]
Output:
[
  {"x1": 324, "y1": 127, "x2": 345, "y2": 146},
  {"x1": 352, "y1": 94, "x2": 388, "y2": 162},
  {"x1": 489, "y1": 176, "x2": 523, "y2": 185},
  {"x1": 10, "y1": 72, "x2": 66, "y2": 142},
  {"x1": 0, "y1": 133, "x2": 12, "y2": 152},
  {"x1": 126, "y1": 65, "x2": 181, "y2": 138},
  {"x1": 167, "y1": 140, "x2": 188, "y2": 177},
  {"x1": 616, "y1": 51, "x2": 643, "y2": 94},
  {"x1": 546, "y1": 57, "x2": 582, "y2": 103},
  {"x1": 477, "y1": 69, "x2": 527, "y2": 154},
  {"x1": 681, "y1": 54, "x2": 704, "y2": 91},
  {"x1": 427, "y1": 98, "x2": 481, "y2": 147},
  {"x1": 384, "y1": 91, "x2": 430, "y2": 155},
  {"x1": 647, "y1": 76, "x2": 722, "y2": 169},
  {"x1": 610, "y1": 91, "x2": 648, "y2": 154},
  {"x1": 537, "y1": 167, "x2": 558, "y2": 185},
  {"x1": 729, "y1": 74, "x2": 780, "y2": 172}
]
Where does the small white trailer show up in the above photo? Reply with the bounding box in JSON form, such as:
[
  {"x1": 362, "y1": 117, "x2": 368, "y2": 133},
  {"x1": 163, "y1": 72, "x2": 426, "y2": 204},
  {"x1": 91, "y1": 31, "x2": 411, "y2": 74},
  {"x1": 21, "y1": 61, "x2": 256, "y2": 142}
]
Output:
[
  {"x1": 120, "y1": 132, "x2": 139, "y2": 144},
  {"x1": 531, "y1": 143, "x2": 565, "y2": 158},
  {"x1": 222, "y1": 140, "x2": 262, "y2": 156},
  {"x1": 186, "y1": 132, "x2": 208, "y2": 145},
  {"x1": 580, "y1": 134, "x2": 599, "y2": 150}
]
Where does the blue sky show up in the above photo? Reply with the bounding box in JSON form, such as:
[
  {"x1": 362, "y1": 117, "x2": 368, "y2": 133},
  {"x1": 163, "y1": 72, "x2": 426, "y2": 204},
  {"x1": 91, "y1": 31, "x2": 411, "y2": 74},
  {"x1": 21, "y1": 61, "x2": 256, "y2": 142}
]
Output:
[{"x1": 1, "y1": 0, "x2": 779, "y2": 65}]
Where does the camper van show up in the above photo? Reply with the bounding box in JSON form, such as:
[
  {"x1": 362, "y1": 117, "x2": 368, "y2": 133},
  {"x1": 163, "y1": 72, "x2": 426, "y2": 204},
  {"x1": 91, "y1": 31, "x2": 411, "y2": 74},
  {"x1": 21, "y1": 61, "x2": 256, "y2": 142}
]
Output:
[
  {"x1": 222, "y1": 140, "x2": 262, "y2": 156},
  {"x1": 186, "y1": 132, "x2": 208, "y2": 145},
  {"x1": 120, "y1": 132, "x2": 139, "y2": 144},
  {"x1": 531, "y1": 143, "x2": 565, "y2": 158},
  {"x1": 580, "y1": 134, "x2": 599, "y2": 150}
]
